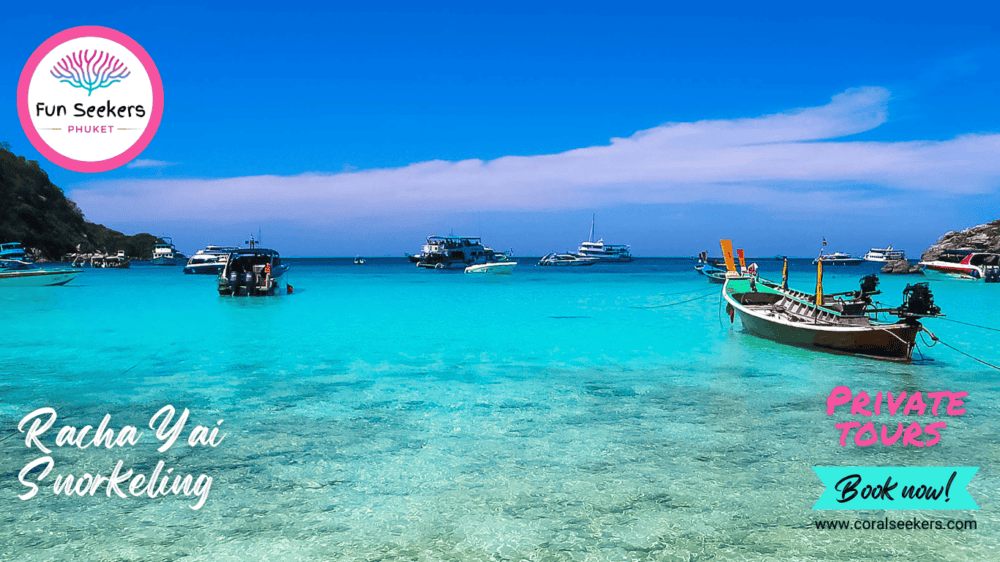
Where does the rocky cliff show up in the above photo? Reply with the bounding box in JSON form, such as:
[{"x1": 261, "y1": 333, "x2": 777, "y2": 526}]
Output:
[
  {"x1": 0, "y1": 145, "x2": 159, "y2": 260},
  {"x1": 921, "y1": 220, "x2": 1000, "y2": 261}
]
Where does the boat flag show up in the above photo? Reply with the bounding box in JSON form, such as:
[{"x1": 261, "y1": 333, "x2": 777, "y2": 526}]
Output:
[
  {"x1": 720, "y1": 240, "x2": 737, "y2": 273},
  {"x1": 816, "y1": 258, "x2": 824, "y2": 306},
  {"x1": 823, "y1": 238, "x2": 827, "y2": 246},
  {"x1": 737, "y1": 249, "x2": 747, "y2": 273},
  {"x1": 782, "y1": 258, "x2": 789, "y2": 290}
]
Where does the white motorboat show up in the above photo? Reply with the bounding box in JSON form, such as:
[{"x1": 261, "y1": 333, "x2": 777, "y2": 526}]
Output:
[
  {"x1": 185, "y1": 246, "x2": 238, "y2": 274},
  {"x1": 538, "y1": 253, "x2": 599, "y2": 266},
  {"x1": 465, "y1": 262, "x2": 516, "y2": 275},
  {"x1": 813, "y1": 251, "x2": 864, "y2": 266}
]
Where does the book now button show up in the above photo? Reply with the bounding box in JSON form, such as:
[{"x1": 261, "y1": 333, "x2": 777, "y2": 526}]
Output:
[{"x1": 812, "y1": 467, "x2": 979, "y2": 510}]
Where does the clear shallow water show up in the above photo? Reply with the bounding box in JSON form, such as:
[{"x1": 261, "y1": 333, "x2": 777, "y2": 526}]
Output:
[{"x1": 2, "y1": 258, "x2": 999, "y2": 561}]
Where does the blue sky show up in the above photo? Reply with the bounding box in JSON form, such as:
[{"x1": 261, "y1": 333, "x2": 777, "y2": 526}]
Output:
[{"x1": 3, "y1": 1, "x2": 1000, "y2": 256}]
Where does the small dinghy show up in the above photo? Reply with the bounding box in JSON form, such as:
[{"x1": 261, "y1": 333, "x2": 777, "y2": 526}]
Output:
[{"x1": 465, "y1": 262, "x2": 516, "y2": 275}]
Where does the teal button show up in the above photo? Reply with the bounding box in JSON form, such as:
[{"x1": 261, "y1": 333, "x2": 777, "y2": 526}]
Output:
[{"x1": 813, "y1": 467, "x2": 979, "y2": 510}]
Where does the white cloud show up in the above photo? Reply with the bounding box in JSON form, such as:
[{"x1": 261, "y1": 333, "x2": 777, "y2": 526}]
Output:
[
  {"x1": 126, "y1": 159, "x2": 177, "y2": 169},
  {"x1": 74, "y1": 87, "x2": 1000, "y2": 224}
]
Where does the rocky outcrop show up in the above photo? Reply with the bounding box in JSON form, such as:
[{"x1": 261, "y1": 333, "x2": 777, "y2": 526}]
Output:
[
  {"x1": 1, "y1": 144, "x2": 159, "y2": 260},
  {"x1": 880, "y1": 259, "x2": 922, "y2": 274},
  {"x1": 921, "y1": 220, "x2": 1000, "y2": 262}
]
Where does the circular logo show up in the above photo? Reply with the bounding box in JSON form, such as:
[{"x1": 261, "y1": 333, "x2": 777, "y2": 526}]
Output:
[{"x1": 17, "y1": 26, "x2": 163, "y2": 173}]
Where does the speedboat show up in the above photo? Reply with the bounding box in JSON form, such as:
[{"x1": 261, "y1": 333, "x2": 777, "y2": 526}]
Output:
[
  {"x1": 184, "y1": 246, "x2": 238, "y2": 274},
  {"x1": 813, "y1": 251, "x2": 863, "y2": 266},
  {"x1": 152, "y1": 237, "x2": 181, "y2": 266},
  {"x1": 920, "y1": 250, "x2": 1000, "y2": 281},
  {"x1": 575, "y1": 215, "x2": 632, "y2": 262},
  {"x1": 217, "y1": 248, "x2": 289, "y2": 296},
  {"x1": 863, "y1": 246, "x2": 906, "y2": 262},
  {"x1": 414, "y1": 236, "x2": 508, "y2": 269},
  {"x1": 538, "y1": 253, "x2": 599, "y2": 266},
  {"x1": 1, "y1": 259, "x2": 82, "y2": 287},
  {"x1": 465, "y1": 261, "x2": 516, "y2": 274},
  {"x1": 720, "y1": 240, "x2": 942, "y2": 361},
  {"x1": 354, "y1": 256, "x2": 365, "y2": 265}
]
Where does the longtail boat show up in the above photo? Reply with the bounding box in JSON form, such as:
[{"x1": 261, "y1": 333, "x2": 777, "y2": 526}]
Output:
[
  {"x1": 718, "y1": 240, "x2": 942, "y2": 361},
  {"x1": 694, "y1": 251, "x2": 727, "y2": 283}
]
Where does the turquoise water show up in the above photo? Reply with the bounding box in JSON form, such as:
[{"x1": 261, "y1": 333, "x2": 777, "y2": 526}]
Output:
[{"x1": 2, "y1": 258, "x2": 999, "y2": 561}]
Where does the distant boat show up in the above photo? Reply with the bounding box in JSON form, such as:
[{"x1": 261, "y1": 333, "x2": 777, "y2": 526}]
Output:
[
  {"x1": 217, "y1": 248, "x2": 289, "y2": 296},
  {"x1": 863, "y1": 246, "x2": 906, "y2": 262},
  {"x1": 919, "y1": 250, "x2": 1000, "y2": 281},
  {"x1": 414, "y1": 236, "x2": 507, "y2": 269},
  {"x1": 538, "y1": 253, "x2": 599, "y2": 266},
  {"x1": 152, "y1": 237, "x2": 181, "y2": 266},
  {"x1": 354, "y1": 256, "x2": 366, "y2": 265},
  {"x1": 93, "y1": 250, "x2": 130, "y2": 269},
  {"x1": 813, "y1": 251, "x2": 863, "y2": 266},
  {"x1": 0, "y1": 242, "x2": 30, "y2": 262},
  {"x1": 813, "y1": 239, "x2": 863, "y2": 266},
  {"x1": 575, "y1": 215, "x2": 632, "y2": 262},
  {"x1": 694, "y1": 262, "x2": 727, "y2": 283},
  {"x1": 184, "y1": 246, "x2": 238, "y2": 274},
  {"x1": 1, "y1": 259, "x2": 81, "y2": 287},
  {"x1": 465, "y1": 262, "x2": 516, "y2": 274}
]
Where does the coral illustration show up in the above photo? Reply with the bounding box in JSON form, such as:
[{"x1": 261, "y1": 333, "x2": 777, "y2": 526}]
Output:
[{"x1": 50, "y1": 50, "x2": 131, "y2": 96}]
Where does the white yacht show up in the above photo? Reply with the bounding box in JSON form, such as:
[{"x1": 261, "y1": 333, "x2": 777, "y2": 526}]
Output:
[
  {"x1": 152, "y1": 237, "x2": 182, "y2": 266},
  {"x1": 863, "y1": 246, "x2": 906, "y2": 262},
  {"x1": 184, "y1": 246, "x2": 239, "y2": 274},
  {"x1": 415, "y1": 236, "x2": 508, "y2": 269},
  {"x1": 575, "y1": 216, "x2": 632, "y2": 262}
]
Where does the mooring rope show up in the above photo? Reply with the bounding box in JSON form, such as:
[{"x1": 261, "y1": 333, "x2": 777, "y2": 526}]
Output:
[
  {"x1": 935, "y1": 317, "x2": 1000, "y2": 333},
  {"x1": 658, "y1": 286, "x2": 721, "y2": 297},
  {"x1": 630, "y1": 290, "x2": 718, "y2": 309},
  {"x1": 922, "y1": 328, "x2": 1000, "y2": 371}
]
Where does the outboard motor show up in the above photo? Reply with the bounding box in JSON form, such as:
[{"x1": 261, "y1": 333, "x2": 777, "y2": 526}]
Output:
[
  {"x1": 986, "y1": 266, "x2": 1000, "y2": 283},
  {"x1": 244, "y1": 271, "x2": 255, "y2": 295},
  {"x1": 859, "y1": 274, "x2": 879, "y2": 295},
  {"x1": 229, "y1": 271, "x2": 240, "y2": 295},
  {"x1": 898, "y1": 282, "x2": 941, "y2": 317}
]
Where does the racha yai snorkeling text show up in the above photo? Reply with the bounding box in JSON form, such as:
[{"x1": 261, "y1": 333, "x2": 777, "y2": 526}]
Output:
[{"x1": 15, "y1": 405, "x2": 222, "y2": 511}]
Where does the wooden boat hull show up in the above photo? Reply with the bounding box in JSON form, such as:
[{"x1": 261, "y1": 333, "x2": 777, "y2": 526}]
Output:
[
  {"x1": 695, "y1": 265, "x2": 726, "y2": 283},
  {"x1": 723, "y1": 279, "x2": 920, "y2": 360}
]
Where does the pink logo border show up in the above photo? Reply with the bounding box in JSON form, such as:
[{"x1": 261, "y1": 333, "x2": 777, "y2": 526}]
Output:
[{"x1": 17, "y1": 26, "x2": 164, "y2": 173}]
